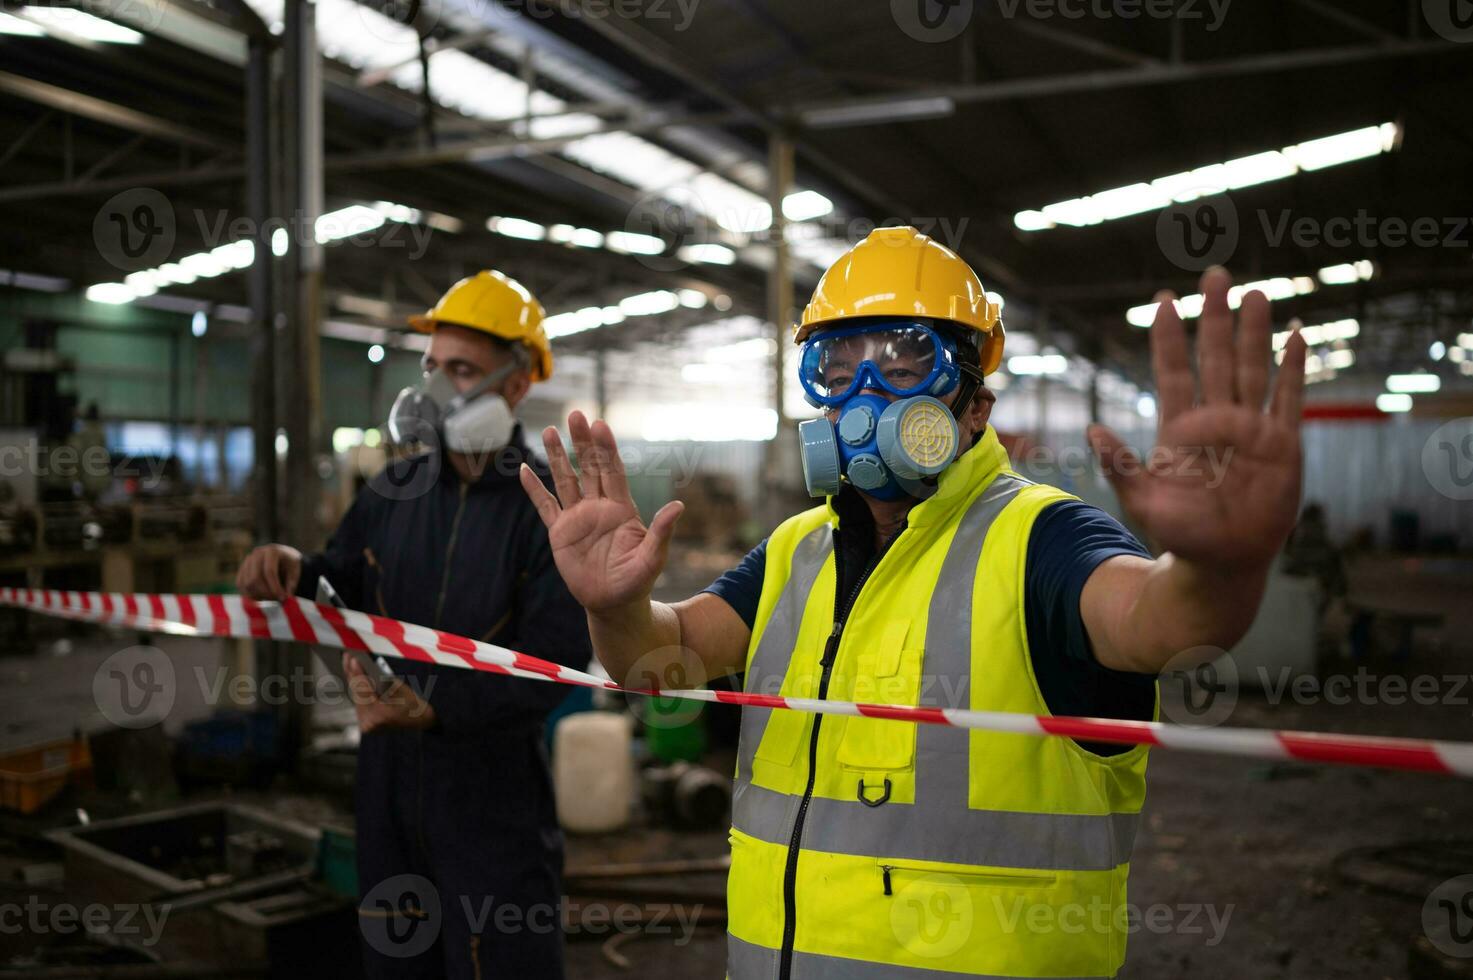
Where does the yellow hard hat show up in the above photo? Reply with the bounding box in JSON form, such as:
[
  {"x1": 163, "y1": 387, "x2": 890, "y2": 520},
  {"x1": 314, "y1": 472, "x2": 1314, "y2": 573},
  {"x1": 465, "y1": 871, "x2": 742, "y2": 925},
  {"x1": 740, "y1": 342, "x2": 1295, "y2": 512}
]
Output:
[
  {"x1": 409, "y1": 270, "x2": 553, "y2": 382},
  {"x1": 795, "y1": 226, "x2": 1005, "y2": 375}
]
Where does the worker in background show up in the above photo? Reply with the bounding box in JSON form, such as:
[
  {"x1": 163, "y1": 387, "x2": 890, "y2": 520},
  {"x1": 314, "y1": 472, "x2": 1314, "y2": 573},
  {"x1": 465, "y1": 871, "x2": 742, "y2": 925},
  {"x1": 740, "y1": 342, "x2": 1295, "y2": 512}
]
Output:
[
  {"x1": 521, "y1": 227, "x2": 1307, "y2": 978},
  {"x1": 237, "y1": 271, "x2": 591, "y2": 979},
  {"x1": 55, "y1": 402, "x2": 112, "y2": 500}
]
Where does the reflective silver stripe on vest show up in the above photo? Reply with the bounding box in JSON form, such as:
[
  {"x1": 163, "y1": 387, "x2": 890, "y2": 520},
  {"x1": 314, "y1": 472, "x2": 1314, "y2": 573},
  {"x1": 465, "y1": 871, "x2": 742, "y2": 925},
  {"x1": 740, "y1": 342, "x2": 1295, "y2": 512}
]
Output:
[
  {"x1": 728, "y1": 935, "x2": 1107, "y2": 980},
  {"x1": 729, "y1": 474, "x2": 1139, "y2": 873},
  {"x1": 731, "y1": 781, "x2": 1137, "y2": 872},
  {"x1": 734, "y1": 523, "x2": 834, "y2": 791}
]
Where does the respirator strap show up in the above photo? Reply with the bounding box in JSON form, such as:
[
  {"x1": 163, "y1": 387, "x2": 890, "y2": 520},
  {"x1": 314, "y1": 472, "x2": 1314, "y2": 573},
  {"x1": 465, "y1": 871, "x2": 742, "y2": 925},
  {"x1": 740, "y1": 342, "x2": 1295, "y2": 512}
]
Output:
[
  {"x1": 951, "y1": 363, "x2": 984, "y2": 425},
  {"x1": 445, "y1": 360, "x2": 519, "y2": 414}
]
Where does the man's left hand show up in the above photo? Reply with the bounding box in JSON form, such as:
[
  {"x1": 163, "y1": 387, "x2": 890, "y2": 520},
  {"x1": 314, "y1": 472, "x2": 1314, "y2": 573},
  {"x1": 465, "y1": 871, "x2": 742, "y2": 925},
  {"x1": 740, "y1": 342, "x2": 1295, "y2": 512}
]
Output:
[
  {"x1": 1087, "y1": 266, "x2": 1307, "y2": 568},
  {"x1": 344, "y1": 653, "x2": 437, "y2": 734}
]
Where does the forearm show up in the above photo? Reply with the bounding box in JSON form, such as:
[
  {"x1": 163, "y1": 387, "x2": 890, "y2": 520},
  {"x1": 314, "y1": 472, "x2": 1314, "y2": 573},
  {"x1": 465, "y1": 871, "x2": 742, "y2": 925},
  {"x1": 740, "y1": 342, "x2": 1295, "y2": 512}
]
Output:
[
  {"x1": 587, "y1": 598, "x2": 700, "y2": 689},
  {"x1": 1091, "y1": 554, "x2": 1272, "y2": 674}
]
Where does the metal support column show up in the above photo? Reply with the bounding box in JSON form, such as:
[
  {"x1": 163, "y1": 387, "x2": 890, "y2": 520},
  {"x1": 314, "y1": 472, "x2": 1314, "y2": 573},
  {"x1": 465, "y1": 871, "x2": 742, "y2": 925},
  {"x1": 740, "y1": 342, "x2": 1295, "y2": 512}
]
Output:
[
  {"x1": 278, "y1": 0, "x2": 323, "y2": 770},
  {"x1": 246, "y1": 34, "x2": 277, "y2": 542},
  {"x1": 764, "y1": 134, "x2": 794, "y2": 523},
  {"x1": 282, "y1": 0, "x2": 323, "y2": 552}
]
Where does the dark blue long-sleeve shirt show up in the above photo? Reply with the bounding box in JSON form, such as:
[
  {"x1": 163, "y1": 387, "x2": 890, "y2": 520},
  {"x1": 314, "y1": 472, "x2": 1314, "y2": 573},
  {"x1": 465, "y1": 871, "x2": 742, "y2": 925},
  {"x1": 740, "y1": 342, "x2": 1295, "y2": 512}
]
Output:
[
  {"x1": 299, "y1": 428, "x2": 591, "y2": 735},
  {"x1": 296, "y1": 428, "x2": 591, "y2": 968}
]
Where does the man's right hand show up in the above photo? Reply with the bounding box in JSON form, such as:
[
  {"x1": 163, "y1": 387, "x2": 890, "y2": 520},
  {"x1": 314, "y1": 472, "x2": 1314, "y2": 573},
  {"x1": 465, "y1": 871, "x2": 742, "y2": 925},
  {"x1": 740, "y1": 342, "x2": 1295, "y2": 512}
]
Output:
[
  {"x1": 235, "y1": 544, "x2": 303, "y2": 601},
  {"x1": 518, "y1": 411, "x2": 684, "y2": 613}
]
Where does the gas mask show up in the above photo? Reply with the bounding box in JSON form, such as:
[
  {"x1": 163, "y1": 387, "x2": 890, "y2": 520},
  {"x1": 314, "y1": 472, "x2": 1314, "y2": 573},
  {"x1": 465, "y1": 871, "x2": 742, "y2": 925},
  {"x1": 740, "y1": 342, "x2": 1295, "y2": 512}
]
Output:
[
  {"x1": 387, "y1": 361, "x2": 518, "y2": 454},
  {"x1": 795, "y1": 320, "x2": 969, "y2": 501}
]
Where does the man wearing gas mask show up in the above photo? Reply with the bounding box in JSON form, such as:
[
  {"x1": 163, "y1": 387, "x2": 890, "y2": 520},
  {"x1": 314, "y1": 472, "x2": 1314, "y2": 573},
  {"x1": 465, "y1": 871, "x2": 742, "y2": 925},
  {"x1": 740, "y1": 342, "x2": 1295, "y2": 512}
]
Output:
[
  {"x1": 237, "y1": 270, "x2": 590, "y2": 979},
  {"x1": 521, "y1": 227, "x2": 1307, "y2": 978}
]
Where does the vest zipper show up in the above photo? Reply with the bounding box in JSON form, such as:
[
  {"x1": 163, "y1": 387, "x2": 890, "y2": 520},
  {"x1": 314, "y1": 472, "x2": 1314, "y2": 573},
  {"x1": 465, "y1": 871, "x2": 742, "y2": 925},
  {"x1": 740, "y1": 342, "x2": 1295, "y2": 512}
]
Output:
[
  {"x1": 777, "y1": 524, "x2": 902, "y2": 980},
  {"x1": 433, "y1": 482, "x2": 469, "y2": 629}
]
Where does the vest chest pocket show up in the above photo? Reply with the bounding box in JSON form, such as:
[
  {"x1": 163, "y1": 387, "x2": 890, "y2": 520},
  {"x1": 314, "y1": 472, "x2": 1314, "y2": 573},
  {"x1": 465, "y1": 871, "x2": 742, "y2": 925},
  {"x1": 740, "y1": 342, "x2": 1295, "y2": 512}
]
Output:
[{"x1": 837, "y1": 620, "x2": 922, "y2": 774}]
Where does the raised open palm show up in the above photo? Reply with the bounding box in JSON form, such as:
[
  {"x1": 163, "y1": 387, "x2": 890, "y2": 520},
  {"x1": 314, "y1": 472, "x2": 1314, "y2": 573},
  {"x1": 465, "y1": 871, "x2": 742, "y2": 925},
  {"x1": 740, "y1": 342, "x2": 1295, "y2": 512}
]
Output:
[
  {"x1": 519, "y1": 411, "x2": 684, "y2": 612},
  {"x1": 1087, "y1": 267, "x2": 1308, "y2": 567}
]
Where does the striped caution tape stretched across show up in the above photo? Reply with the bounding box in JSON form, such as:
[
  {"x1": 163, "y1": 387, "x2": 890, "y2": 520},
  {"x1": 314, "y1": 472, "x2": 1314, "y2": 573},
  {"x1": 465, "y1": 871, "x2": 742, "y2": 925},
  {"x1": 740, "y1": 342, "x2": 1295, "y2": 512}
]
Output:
[{"x1": 4, "y1": 586, "x2": 1472, "y2": 779}]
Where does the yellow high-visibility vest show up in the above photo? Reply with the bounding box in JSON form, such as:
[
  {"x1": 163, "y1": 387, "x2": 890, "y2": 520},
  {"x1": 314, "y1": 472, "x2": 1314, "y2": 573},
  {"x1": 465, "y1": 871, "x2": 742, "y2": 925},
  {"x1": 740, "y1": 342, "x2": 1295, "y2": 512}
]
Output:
[{"x1": 727, "y1": 426, "x2": 1154, "y2": 979}]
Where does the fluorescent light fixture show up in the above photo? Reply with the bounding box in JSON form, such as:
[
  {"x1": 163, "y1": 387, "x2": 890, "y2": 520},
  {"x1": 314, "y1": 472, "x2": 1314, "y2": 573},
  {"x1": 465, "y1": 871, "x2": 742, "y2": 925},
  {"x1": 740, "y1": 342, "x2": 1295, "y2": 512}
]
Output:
[
  {"x1": 373, "y1": 201, "x2": 421, "y2": 224},
  {"x1": 782, "y1": 190, "x2": 834, "y2": 222},
  {"x1": 1457, "y1": 332, "x2": 1473, "y2": 348},
  {"x1": 619, "y1": 290, "x2": 680, "y2": 317},
  {"x1": 212, "y1": 240, "x2": 256, "y2": 269},
  {"x1": 487, "y1": 216, "x2": 546, "y2": 241},
  {"x1": 20, "y1": 6, "x2": 143, "y2": 42},
  {"x1": 549, "y1": 224, "x2": 604, "y2": 249},
  {"x1": 367, "y1": 344, "x2": 385, "y2": 363},
  {"x1": 424, "y1": 212, "x2": 463, "y2": 234},
  {"x1": 802, "y1": 95, "x2": 956, "y2": 130},
  {"x1": 1285, "y1": 123, "x2": 1398, "y2": 171},
  {"x1": 0, "y1": 11, "x2": 44, "y2": 34},
  {"x1": 1013, "y1": 210, "x2": 1053, "y2": 232},
  {"x1": 544, "y1": 307, "x2": 606, "y2": 339},
  {"x1": 85, "y1": 283, "x2": 134, "y2": 304},
  {"x1": 1217, "y1": 150, "x2": 1297, "y2": 189},
  {"x1": 332, "y1": 428, "x2": 364, "y2": 453},
  {"x1": 1452, "y1": 347, "x2": 1467, "y2": 364},
  {"x1": 191, "y1": 310, "x2": 208, "y2": 337},
  {"x1": 1376, "y1": 393, "x2": 1412, "y2": 413},
  {"x1": 1386, "y1": 373, "x2": 1440, "y2": 394},
  {"x1": 1136, "y1": 393, "x2": 1157, "y2": 417},
  {"x1": 605, "y1": 230, "x2": 664, "y2": 255},
  {"x1": 271, "y1": 228, "x2": 289, "y2": 256},
  {"x1": 316, "y1": 205, "x2": 384, "y2": 243},
  {"x1": 1430, "y1": 341, "x2": 1447, "y2": 361},
  {"x1": 156, "y1": 262, "x2": 195, "y2": 285},
  {"x1": 1008, "y1": 353, "x2": 1068, "y2": 376},
  {"x1": 542, "y1": 284, "x2": 706, "y2": 340},
  {"x1": 1129, "y1": 268, "x2": 1360, "y2": 328},
  {"x1": 180, "y1": 252, "x2": 227, "y2": 278},
  {"x1": 1316, "y1": 260, "x2": 1375, "y2": 285},
  {"x1": 1324, "y1": 348, "x2": 1354, "y2": 370},
  {"x1": 1018, "y1": 123, "x2": 1399, "y2": 231},
  {"x1": 123, "y1": 272, "x2": 158, "y2": 298},
  {"x1": 1274, "y1": 318, "x2": 1359, "y2": 350},
  {"x1": 677, "y1": 243, "x2": 736, "y2": 265}
]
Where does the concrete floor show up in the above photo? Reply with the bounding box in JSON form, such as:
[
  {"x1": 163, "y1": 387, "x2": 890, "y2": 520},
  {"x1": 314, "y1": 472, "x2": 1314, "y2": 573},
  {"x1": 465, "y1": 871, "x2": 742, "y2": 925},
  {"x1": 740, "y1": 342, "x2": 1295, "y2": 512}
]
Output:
[{"x1": 0, "y1": 552, "x2": 1469, "y2": 977}]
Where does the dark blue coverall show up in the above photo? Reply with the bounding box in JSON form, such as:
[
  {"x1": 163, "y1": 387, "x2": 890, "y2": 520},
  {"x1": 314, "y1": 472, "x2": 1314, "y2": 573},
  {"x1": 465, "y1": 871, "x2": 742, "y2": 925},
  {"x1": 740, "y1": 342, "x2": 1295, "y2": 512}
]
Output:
[{"x1": 299, "y1": 429, "x2": 591, "y2": 979}]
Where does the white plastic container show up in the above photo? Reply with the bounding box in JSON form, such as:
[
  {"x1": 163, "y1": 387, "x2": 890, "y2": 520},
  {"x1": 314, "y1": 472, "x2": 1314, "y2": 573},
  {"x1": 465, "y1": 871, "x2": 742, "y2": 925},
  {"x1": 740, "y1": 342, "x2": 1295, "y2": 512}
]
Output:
[{"x1": 553, "y1": 711, "x2": 634, "y2": 833}]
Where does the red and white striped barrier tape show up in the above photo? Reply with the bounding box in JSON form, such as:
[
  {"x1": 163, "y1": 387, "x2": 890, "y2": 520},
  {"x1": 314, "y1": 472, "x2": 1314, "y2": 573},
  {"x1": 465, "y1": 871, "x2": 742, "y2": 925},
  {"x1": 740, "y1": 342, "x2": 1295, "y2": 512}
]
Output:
[{"x1": 4, "y1": 587, "x2": 1471, "y2": 779}]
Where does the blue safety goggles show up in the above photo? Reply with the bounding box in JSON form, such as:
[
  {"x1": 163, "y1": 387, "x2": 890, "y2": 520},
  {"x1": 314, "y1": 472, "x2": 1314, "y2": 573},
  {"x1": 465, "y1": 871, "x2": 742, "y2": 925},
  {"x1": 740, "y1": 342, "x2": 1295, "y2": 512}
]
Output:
[{"x1": 798, "y1": 319, "x2": 962, "y2": 408}]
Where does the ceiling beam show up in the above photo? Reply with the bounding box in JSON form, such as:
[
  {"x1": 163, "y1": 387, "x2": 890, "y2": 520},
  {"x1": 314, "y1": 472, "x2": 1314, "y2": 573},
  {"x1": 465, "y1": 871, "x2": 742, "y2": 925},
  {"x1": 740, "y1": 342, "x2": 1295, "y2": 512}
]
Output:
[
  {"x1": 1008, "y1": 20, "x2": 1160, "y2": 67},
  {"x1": 0, "y1": 70, "x2": 232, "y2": 151},
  {"x1": 1287, "y1": 0, "x2": 1398, "y2": 42},
  {"x1": 788, "y1": 38, "x2": 1470, "y2": 125},
  {"x1": 548, "y1": 0, "x2": 921, "y2": 223},
  {"x1": 0, "y1": 109, "x2": 736, "y2": 202}
]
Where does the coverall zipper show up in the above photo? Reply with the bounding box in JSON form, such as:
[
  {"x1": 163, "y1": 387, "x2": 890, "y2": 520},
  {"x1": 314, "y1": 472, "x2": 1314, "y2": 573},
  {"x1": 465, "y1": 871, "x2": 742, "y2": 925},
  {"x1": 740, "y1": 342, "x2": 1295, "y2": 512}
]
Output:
[
  {"x1": 433, "y1": 482, "x2": 469, "y2": 629},
  {"x1": 419, "y1": 481, "x2": 468, "y2": 863},
  {"x1": 777, "y1": 523, "x2": 905, "y2": 980}
]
